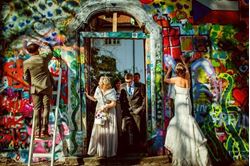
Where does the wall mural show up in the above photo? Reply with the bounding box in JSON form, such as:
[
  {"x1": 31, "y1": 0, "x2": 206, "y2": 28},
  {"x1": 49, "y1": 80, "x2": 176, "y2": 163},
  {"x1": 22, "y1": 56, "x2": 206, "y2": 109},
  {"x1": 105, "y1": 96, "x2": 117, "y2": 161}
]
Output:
[
  {"x1": 0, "y1": 0, "x2": 86, "y2": 162},
  {"x1": 0, "y1": 0, "x2": 248, "y2": 164},
  {"x1": 140, "y1": 0, "x2": 248, "y2": 161}
]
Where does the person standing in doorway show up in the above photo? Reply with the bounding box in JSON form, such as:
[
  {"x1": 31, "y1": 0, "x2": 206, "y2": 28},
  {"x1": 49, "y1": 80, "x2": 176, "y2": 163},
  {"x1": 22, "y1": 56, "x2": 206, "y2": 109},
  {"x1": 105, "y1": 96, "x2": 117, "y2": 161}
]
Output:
[
  {"x1": 134, "y1": 72, "x2": 145, "y2": 89},
  {"x1": 23, "y1": 41, "x2": 55, "y2": 138},
  {"x1": 86, "y1": 76, "x2": 118, "y2": 158},
  {"x1": 134, "y1": 72, "x2": 146, "y2": 99},
  {"x1": 113, "y1": 78, "x2": 124, "y2": 154},
  {"x1": 120, "y1": 73, "x2": 146, "y2": 152}
]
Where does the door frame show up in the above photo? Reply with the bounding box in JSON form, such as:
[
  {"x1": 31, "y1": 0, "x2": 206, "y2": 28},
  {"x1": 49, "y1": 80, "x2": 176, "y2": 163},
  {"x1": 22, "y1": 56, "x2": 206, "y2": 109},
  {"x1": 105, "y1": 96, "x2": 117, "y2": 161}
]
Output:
[
  {"x1": 70, "y1": 0, "x2": 163, "y2": 148},
  {"x1": 79, "y1": 31, "x2": 149, "y2": 137}
]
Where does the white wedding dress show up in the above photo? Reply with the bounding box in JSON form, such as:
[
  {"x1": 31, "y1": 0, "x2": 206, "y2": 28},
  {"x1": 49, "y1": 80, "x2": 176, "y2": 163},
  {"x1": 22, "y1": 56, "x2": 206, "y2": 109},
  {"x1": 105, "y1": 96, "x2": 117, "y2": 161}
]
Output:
[{"x1": 165, "y1": 85, "x2": 211, "y2": 166}]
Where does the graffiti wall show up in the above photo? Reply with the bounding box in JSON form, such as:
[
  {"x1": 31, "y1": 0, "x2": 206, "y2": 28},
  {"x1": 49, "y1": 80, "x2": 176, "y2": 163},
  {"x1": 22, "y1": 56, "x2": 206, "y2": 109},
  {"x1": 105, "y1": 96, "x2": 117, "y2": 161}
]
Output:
[
  {"x1": 140, "y1": 0, "x2": 249, "y2": 162},
  {"x1": 0, "y1": 0, "x2": 248, "y2": 163},
  {"x1": 0, "y1": 0, "x2": 83, "y2": 163}
]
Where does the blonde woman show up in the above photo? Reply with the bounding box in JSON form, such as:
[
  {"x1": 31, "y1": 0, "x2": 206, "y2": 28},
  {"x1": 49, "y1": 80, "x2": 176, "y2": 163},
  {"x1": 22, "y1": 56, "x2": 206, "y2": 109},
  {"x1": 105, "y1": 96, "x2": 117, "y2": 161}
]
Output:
[
  {"x1": 86, "y1": 76, "x2": 118, "y2": 158},
  {"x1": 164, "y1": 57, "x2": 211, "y2": 166}
]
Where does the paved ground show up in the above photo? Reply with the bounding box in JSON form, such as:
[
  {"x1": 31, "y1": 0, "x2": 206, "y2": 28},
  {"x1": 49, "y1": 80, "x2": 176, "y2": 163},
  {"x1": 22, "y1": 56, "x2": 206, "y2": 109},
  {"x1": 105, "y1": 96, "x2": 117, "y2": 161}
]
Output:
[
  {"x1": 0, "y1": 155, "x2": 248, "y2": 166},
  {"x1": 0, "y1": 154, "x2": 171, "y2": 166}
]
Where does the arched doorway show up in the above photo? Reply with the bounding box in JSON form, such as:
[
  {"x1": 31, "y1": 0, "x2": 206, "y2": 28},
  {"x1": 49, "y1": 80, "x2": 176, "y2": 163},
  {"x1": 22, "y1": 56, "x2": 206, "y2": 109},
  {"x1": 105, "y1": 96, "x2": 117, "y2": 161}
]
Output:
[{"x1": 69, "y1": 0, "x2": 163, "y2": 155}]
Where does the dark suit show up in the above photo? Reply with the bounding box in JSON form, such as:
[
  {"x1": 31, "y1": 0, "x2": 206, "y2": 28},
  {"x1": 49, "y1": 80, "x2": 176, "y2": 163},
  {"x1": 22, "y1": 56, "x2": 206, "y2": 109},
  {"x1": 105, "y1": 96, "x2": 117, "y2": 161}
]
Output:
[
  {"x1": 120, "y1": 82, "x2": 146, "y2": 146},
  {"x1": 23, "y1": 52, "x2": 54, "y2": 133}
]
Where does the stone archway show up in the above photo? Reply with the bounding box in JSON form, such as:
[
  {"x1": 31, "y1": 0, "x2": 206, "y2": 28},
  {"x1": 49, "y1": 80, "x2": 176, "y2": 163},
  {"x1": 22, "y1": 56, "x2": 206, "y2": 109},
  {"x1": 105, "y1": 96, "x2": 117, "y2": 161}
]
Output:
[{"x1": 70, "y1": 0, "x2": 163, "y2": 138}]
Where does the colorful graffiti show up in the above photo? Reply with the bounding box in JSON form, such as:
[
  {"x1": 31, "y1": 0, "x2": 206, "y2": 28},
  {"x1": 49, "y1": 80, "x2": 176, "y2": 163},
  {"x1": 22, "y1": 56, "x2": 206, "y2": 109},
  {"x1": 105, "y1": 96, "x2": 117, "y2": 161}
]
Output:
[
  {"x1": 0, "y1": 35, "x2": 82, "y2": 162},
  {"x1": 141, "y1": 0, "x2": 192, "y2": 23},
  {"x1": 160, "y1": 12, "x2": 248, "y2": 160},
  {"x1": 0, "y1": 0, "x2": 248, "y2": 164}
]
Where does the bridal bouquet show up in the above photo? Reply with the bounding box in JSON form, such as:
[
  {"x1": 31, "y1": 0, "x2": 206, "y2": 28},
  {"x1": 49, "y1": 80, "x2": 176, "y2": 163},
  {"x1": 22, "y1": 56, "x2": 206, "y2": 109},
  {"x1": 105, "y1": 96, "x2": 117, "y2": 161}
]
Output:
[{"x1": 95, "y1": 111, "x2": 109, "y2": 126}]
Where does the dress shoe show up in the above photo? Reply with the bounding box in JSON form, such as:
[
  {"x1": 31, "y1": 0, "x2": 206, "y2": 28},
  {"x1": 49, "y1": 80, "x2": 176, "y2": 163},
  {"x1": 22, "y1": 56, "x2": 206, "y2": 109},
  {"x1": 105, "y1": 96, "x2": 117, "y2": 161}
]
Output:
[
  {"x1": 41, "y1": 131, "x2": 51, "y2": 139},
  {"x1": 35, "y1": 131, "x2": 40, "y2": 138}
]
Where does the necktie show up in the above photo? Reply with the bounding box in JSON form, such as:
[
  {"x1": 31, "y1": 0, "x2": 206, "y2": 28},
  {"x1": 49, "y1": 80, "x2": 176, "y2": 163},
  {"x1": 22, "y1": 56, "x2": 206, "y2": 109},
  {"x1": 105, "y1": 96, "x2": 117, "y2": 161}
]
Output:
[{"x1": 128, "y1": 86, "x2": 132, "y2": 95}]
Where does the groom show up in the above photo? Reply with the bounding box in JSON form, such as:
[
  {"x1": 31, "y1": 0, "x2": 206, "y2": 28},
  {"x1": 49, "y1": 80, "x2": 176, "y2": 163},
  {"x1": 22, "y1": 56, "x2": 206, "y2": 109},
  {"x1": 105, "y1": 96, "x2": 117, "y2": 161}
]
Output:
[{"x1": 120, "y1": 73, "x2": 146, "y2": 152}]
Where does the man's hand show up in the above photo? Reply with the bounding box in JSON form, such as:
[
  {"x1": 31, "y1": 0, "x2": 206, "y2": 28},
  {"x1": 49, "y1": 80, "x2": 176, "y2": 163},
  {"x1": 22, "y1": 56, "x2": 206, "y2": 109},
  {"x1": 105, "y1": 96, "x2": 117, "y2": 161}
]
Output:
[
  {"x1": 23, "y1": 40, "x2": 28, "y2": 48},
  {"x1": 129, "y1": 106, "x2": 142, "y2": 115}
]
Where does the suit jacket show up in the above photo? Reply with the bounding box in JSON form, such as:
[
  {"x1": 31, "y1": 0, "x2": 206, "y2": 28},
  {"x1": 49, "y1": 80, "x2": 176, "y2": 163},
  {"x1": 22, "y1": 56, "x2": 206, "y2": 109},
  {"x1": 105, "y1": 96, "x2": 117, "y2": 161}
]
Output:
[
  {"x1": 23, "y1": 53, "x2": 54, "y2": 95},
  {"x1": 120, "y1": 82, "x2": 146, "y2": 116}
]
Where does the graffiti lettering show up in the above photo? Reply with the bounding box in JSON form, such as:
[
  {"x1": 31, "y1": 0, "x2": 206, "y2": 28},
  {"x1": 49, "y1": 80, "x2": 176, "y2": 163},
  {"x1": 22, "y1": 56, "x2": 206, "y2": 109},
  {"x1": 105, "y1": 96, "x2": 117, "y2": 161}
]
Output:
[
  {"x1": 0, "y1": 116, "x2": 24, "y2": 128},
  {"x1": 0, "y1": 128, "x2": 29, "y2": 150},
  {"x1": 1, "y1": 94, "x2": 32, "y2": 115},
  {"x1": 3, "y1": 59, "x2": 29, "y2": 89}
]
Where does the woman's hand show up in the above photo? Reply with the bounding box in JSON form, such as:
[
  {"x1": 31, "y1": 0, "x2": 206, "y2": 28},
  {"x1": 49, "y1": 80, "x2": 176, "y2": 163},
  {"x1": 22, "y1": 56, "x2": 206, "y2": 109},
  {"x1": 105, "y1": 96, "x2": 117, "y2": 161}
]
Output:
[
  {"x1": 84, "y1": 92, "x2": 90, "y2": 98},
  {"x1": 96, "y1": 110, "x2": 102, "y2": 116},
  {"x1": 164, "y1": 65, "x2": 172, "y2": 73},
  {"x1": 101, "y1": 105, "x2": 108, "y2": 112},
  {"x1": 180, "y1": 55, "x2": 191, "y2": 81},
  {"x1": 164, "y1": 65, "x2": 173, "y2": 84},
  {"x1": 96, "y1": 105, "x2": 106, "y2": 113},
  {"x1": 85, "y1": 91, "x2": 97, "y2": 102},
  {"x1": 180, "y1": 55, "x2": 185, "y2": 62},
  {"x1": 167, "y1": 65, "x2": 172, "y2": 71}
]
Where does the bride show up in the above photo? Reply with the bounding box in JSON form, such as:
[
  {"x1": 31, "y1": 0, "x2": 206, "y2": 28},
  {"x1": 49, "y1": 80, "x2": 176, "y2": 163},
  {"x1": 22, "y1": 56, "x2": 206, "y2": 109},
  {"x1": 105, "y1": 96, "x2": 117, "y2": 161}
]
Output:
[{"x1": 164, "y1": 56, "x2": 212, "y2": 166}]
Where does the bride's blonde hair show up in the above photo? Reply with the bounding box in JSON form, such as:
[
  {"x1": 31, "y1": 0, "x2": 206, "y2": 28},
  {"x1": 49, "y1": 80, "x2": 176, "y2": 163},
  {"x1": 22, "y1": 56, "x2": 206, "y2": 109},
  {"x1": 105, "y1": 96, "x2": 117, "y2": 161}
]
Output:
[
  {"x1": 175, "y1": 63, "x2": 186, "y2": 78},
  {"x1": 101, "y1": 76, "x2": 112, "y2": 90}
]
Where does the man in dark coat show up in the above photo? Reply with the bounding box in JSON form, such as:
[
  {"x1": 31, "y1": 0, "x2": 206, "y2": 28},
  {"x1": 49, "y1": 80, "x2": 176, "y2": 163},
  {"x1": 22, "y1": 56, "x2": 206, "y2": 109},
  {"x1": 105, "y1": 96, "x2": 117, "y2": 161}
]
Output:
[{"x1": 120, "y1": 73, "x2": 146, "y2": 151}]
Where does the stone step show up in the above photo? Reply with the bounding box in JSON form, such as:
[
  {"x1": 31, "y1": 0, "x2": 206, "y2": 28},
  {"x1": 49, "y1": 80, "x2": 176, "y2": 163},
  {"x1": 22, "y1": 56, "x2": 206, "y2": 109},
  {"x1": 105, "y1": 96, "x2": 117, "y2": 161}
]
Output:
[
  {"x1": 0, "y1": 156, "x2": 248, "y2": 166},
  {"x1": 65, "y1": 155, "x2": 171, "y2": 166},
  {"x1": 0, "y1": 155, "x2": 171, "y2": 166}
]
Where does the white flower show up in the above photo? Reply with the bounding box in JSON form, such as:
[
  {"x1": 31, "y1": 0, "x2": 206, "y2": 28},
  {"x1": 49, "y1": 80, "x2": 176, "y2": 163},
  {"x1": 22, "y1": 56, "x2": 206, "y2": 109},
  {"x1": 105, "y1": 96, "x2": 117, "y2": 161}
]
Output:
[{"x1": 95, "y1": 111, "x2": 109, "y2": 126}]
